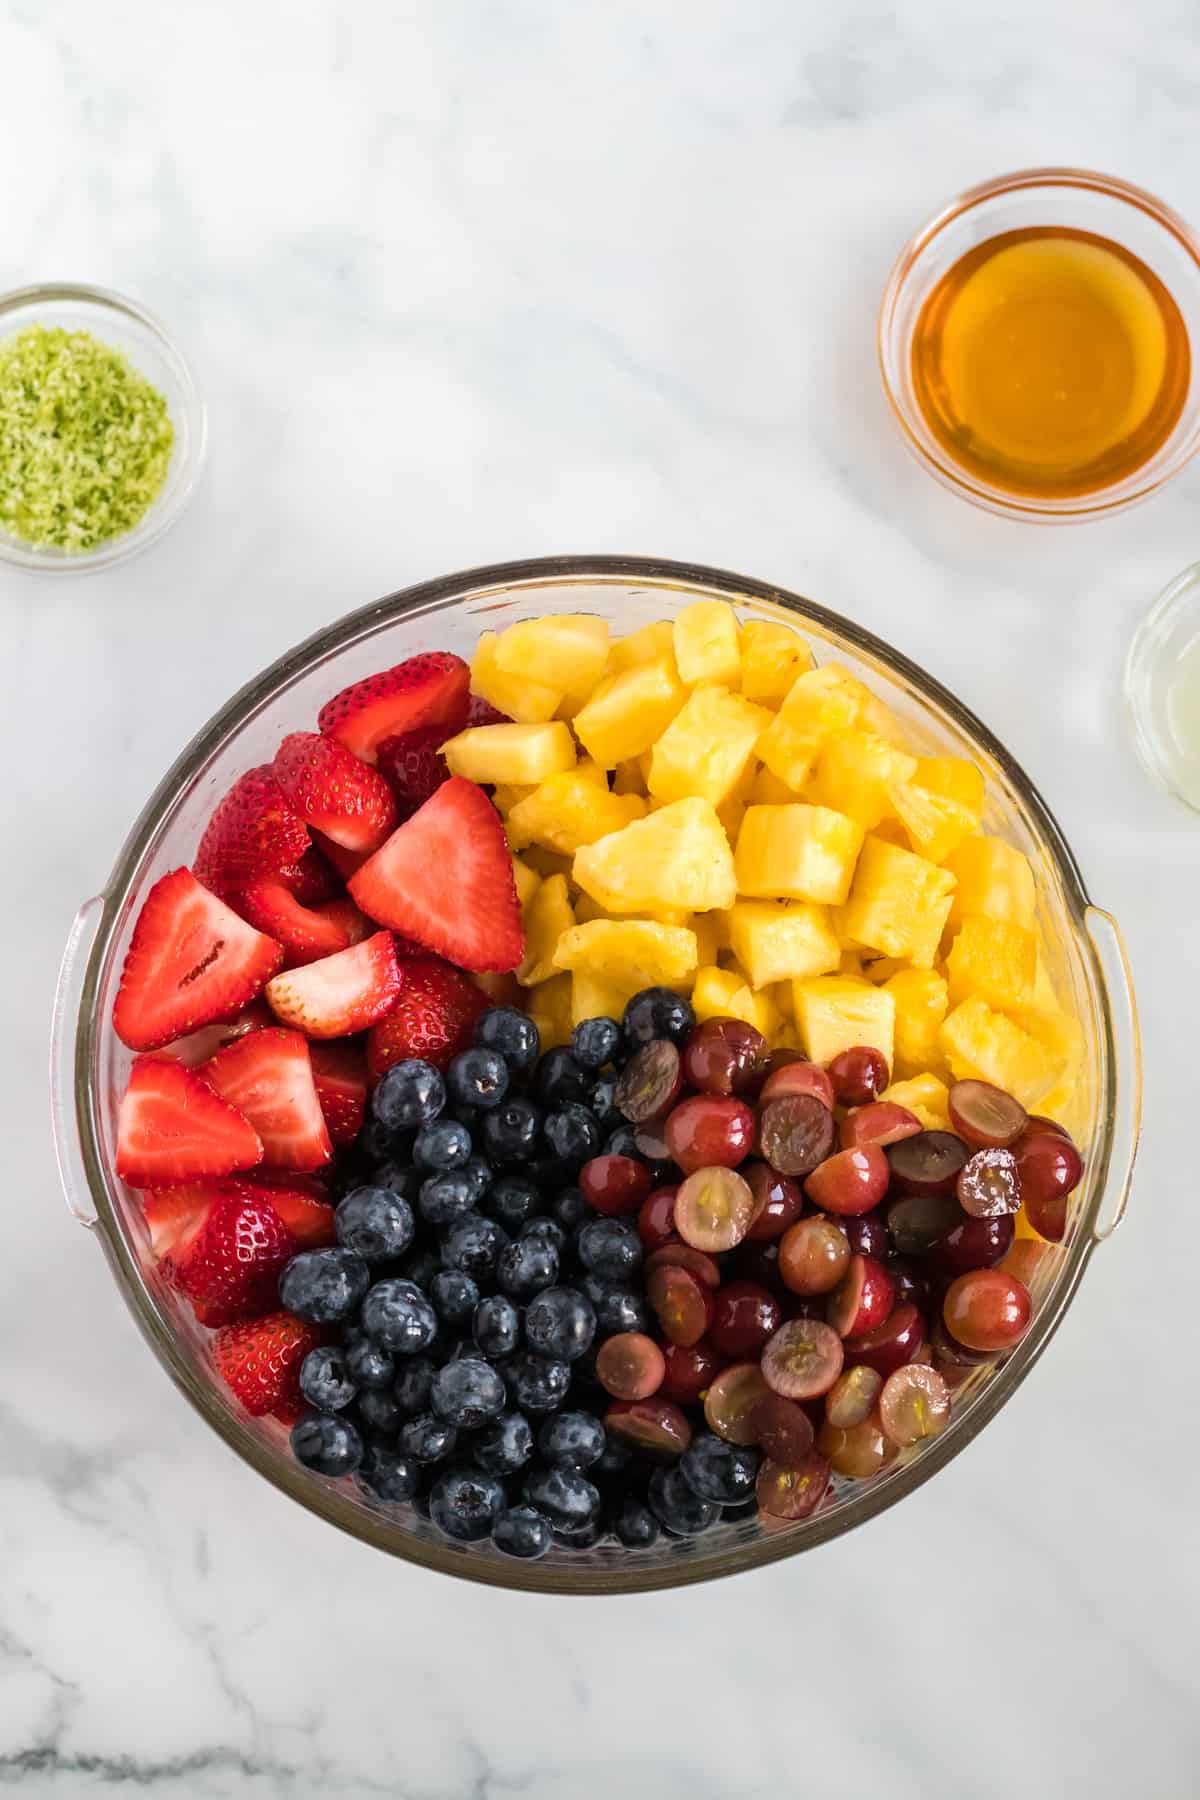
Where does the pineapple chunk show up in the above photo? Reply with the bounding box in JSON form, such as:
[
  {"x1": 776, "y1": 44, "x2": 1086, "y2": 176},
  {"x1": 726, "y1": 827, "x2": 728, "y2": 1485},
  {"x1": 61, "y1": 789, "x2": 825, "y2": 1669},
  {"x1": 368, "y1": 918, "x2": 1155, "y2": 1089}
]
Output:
[
  {"x1": 648, "y1": 687, "x2": 774, "y2": 808},
  {"x1": 716, "y1": 795, "x2": 747, "y2": 843},
  {"x1": 880, "y1": 1073, "x2": 951, "y2": 1132},
  {"x1": 570, "y1": 969, "x2": 633, "y2": 1028},
  {"x1": 946, "y1": 915, "x2": 1037, "y2": 1010},
  {"x1": 442, "y1": 720, "x2": 576, "y2": 786},
  {"x1": 492, "y1": 783, "x2": 537, "y2": 817},
  {"x1": 856, "y1": 692, "x2": 907, "y2": 746},
  {"x1": 574, "y1": 798, "x2": 737, "y2": 914},
  {"x1": 749, "y1": 764, "x2": 799, "y2": 805},
  {"x1": 734, "y1": 804, "x2": 864, "y2": 905},
  {"x1": 793, "y1": 975, "x2": 895, "y2": 1070},
  {"x1": 755, "y1": 663, "x2": 867, "y2": 790},
  {"x1": 810, "y1": 729, "x2": 918, "y2": 829},
  {"x1": 471, "y1": 632, "x2": 562, "y2": 723},
  {"x1": 673, "y1": 601, "x2": 741, "y2": 685},
  {"x1": 1006, "y1": 1004, "x2": 1085, "y2": 1076},
  {"x1": 609, "y1": 620, "x2": 677, "y2": 673},
  {"x1": 613, "y1": 758, "x2": 647, "y2": 796},
  {"x1": 1032, "y1": 948, "x2": 1059, "y2": 1012},
  {"x1": 553, "y1": 919, "x2": 698, "y2": 993},
  {"x1": 841, "y1": 835, "x2": 956, "y2": 967},
  {"x1": 887, "y1": 781, "x2": 977, "y2": 864},
  {"x1": 690, "y1": 911, "x2": 724, "y2": 968},
  {"x1": 528, "y1": 973, "x2": 573, "y2": 1049},
  {"x1": 520, "y1": 846, "x2": 575, "y2": 883},
  {"x1": 940, "y1": 997, "x2": 1068, "y2": 1108},
  {"x1": 945, "y1": 836, "x2": 1036, "y2": 933},
  {"x1": 839, "y1": 946, "x2": 865, "y2": 976},
  {"x1": 914, "y1": 755, "x2": 985, "y2": 820},
  {"x1": 692, "y1": 965, "x2": 778, "y2": 1035},
  {"x1": 573, "y1": 657, "x2": 687, "y2": 767},
  {"x1": 728, "y1": 900, "x2": 841, "y2": 989},
  {"x1": 507, "y1": 771, "x2": 646, "y2": 856},
  {"x1": 511, "y1": 855, "x2": 541, "y2": 910},
  {"x1": 739, "y1": 620, "x2": 814, "y2": 705},
  {"x1": 494, "y1": 613, "x2": 610, "y2": 694},
  {"x1": 518, "y1": 875, "x2": 575, "y2": 987},
  {"x1": 572, "y1": 893, "x2": 690, "y2": 929},
  {"x1": 882, "y1": 968, "x2": 949, "y2": 1075}
]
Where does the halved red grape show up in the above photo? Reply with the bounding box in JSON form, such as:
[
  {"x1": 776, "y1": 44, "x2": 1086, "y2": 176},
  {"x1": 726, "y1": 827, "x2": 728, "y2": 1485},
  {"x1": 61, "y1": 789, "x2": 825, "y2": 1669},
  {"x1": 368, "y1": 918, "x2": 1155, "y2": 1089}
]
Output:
[
  {"x1": 673, "y1": 1165, "x2": 757, "y2": 1253},
  {"x1": 759, "y1": 1093, "x2": 836, "y2": 1176},
  {"x1": 595, "y1": 1331, "x2": 666, "y2": 1401},
  {"x1": 943, "y1": 1268, "x2": 1032, "y2": 1352},
  {"x1": 760, "y1": 1061, "x2": 835, "y2": 1109},
  {"x1": 646, "y1": 1264, "x2": 714, "y2": 1347},
  {"x1": 957, "y1": 1147, "x2": 1021, "y2": 1218},
  {"x1": 615, "y1": 1040, "x2": 682, "y2": 1123},
  {"x1": 1023, "y1": 1114, "x2": 1072, "y2": 1140},
  {"x1": 948, "y1": 1079, "x2": 1028, "y2": 1149},
  {"x1": 826, "y1": 1254, "x2": 895, "y2": 1339},
  {"x1": 704, "y1": 1361, "x2": 771, "y2": 1444},
  {"x1": 886, "y1": 1190, "x2": 960, "y2": 1255},
  {"x1": 840, "y1": 1102, "x2": 922, "y2": 1151},
  {"x1": 835, "y1": 1209, "x2": 888, "y2": 1261},
  {"x1": 708, "y1": 1281, "x2": 782, "y2": 1358},
  {"x1": 660, "y1": 1340, "x2": 722, "y2": 1405},
  {"x1": 580, "y1": 1154, "x2": 653, "y2": 1216},
  {"x1": 681, "y1": 1017, "x2": 770, "y2": 1096},
  {"x1": 999, "y1": 1236, "x2": 1050, "y2": 1287},
  {"x1": 886, "y1": 1131, "x2": 969, "y2": 1196},
  {"x1": 637, "y1": 1185, "x2": 678, "y2": 1250},
  {"x1": 824, "y1": 1364, "x2": 883, "y2": 1429},
  {"x1": 887, "y1": 1256, "x2": 931, "y2": 1312},
  {"x1": 744, "y1": 1162, "x2": 805, "y2": 1241},
  {"x1": 933, "y1": 1210, "x2": 1015, "y2": 1277},
  {"x1": 645, "y1": 1240, "x2": 722, "y2": 1288},
  {"x1": 752, "y1": 1392, "x2": 816, "y2": 1463},
  {"x1": 761, "y1": 1318, "x2": 844, "y2": 1399},
  {"x1": 828, "y1": 1045, "x2": 890, "y2": 1105},
  {"x1": 1016, "y1": 1131, "x2": 1083, "y2": 1243},
  {"x1": 804, "y1": 1145, "x2": 889, "y2": 1216},
  {"x1": 843, "y1": 1301, "x2": 926, "y2": 1378},
  {"x1": 778, "y1": 1216, "x2": 851, "y2": 1295},
  {"x1": 928, "y1": 1315, "x2": 994, "y2": 1385},
  {"x1": 817, "y1": 1413, "x2": 897, "y2": 1479},
  {"x1": 756, "y1": 1451, "x2": 831, "y2": 1519},
  {"x1": 665, "y1": 1095, "x2": 756, "y2": 1173},
  {"x1": 605, "y1": 1398, "x2": 692, "y2": 1457},
  {"x1": 879, "y1": 1364, "x2": 951, "y2": 1446}
]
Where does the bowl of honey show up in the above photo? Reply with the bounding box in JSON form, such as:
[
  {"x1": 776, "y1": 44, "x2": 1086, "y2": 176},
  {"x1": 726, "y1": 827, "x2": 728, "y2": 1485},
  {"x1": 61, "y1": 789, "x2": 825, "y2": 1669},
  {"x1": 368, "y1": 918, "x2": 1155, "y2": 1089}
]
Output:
[{"x1": 878, "y1": 167, "x2": 1200, "y2": 520}]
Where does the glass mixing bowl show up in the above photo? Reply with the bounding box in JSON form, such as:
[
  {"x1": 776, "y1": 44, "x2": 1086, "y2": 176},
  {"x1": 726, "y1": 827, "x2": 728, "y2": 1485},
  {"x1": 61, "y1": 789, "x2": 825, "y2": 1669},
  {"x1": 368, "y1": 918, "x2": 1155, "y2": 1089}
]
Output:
[{"x1": 51, "y1": 556, "x2": 1141, "y2": 1594}]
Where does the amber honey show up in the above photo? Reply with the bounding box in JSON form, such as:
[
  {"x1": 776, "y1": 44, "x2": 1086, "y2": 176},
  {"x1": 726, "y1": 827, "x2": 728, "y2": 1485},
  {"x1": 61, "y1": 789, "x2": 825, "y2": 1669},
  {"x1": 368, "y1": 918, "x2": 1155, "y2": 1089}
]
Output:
[{"x1": 910, "y1": 226, "x2": 1190, "y2": 498}]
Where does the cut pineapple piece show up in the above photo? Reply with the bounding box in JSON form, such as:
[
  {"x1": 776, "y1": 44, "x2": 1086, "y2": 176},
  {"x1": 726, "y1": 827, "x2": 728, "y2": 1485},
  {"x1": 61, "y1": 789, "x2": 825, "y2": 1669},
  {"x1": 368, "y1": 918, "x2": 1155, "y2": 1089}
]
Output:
[
  {"x1": 573, "y1": 657, "x2": 687, "y2": 768},
  {"x1": 520, "y1": 846, "x2": 575, "y2": 883},
  {"x1": 553, "y1": 919, "x2": 698, "y2": 994},
  {"x1": 574, "y1": 798, "x2": 737, "y2": 914},
  {"x1": 769, "y1": 980, "x2": 796, "y2": 1022},
  {"x1": 728, "y1": 900, "x2": 841, "y2": 989},
  {"x1": 749, "y1": 764, "x2": 798, "y2": 805},
  {"x1": 793, "y1": 975, "x2": 895, "y2": 1071},
  {"x1": 946, "y1": 915, "x2": 1037, "y2": 1010},
  {"x1": 939, "y1": 997, "x2": 1067, "y2": 1108},
  {"x1": 494, "y1": 613, "x2": 610, "y2": 694},
  {"x1": 1032, "y1": 948, "x2": 1059, "y2": 1012},
  {"x1": 511, "y1": 854, "x2": 541, "y2": 911},
  {"x1": 572, "y1": 893, "x2": 690, "y2": 929},
  {"x1": 945, "y1": 836, "x2": 1036, "y2": 933},
  {"x1": 647, "y1": 686, "x2": 774, "y2": 808},
  {"x1": 716, "y1": 795, "x2": 747, "y2": 843},
  {"x1": 1006, "y1": 1004, "x2": 1085, "y2": 1076},
  {"x1": 914, "y1": 755, "x2": 985, "y2": 820},
  {"x1": 880, "y1": 1073, "x2": 951, "y2": 1132},
  {"x1": 613, "y1": 759, "x2": 647, "y2": 796},
  {"x1": 492, "y1": 783, "x2": 537, "y2": 818},
  {"x1": 527, "y1": 973, "x2": 572, "y2": 1049},
  {"x1": 517, "y1": 875, "x2": 576, "y2": 987},
  {"x1": 882, "y1": 968, "x2": 949, "y2": 1075},
  {"x1": 755, "y1": 663, "x2": 867, "y2": 790},
  {"x1": 673, "y1": 601, "x2": 741, "y2": 686},
  {"x1": 841, "y1": 835, "x2": 956, "y2": 967},
  {"x1": 442, "y1": 720, "x2": 576, "y2": 786},
  {"x1": 690, "y1": 911, "x2": 724, "y2": 968},
  {"x1": 739, "y1": 620, "x2": 814, "y2": 705},
  {"x1": 856, "y1": 692, "x2": 906, "y2": 746},
  {"x1": 470, "y1": 632, "x2": 563, "y2": 723},
  {"x1": 735, "y1": 804, "x2": 864, "y2": 905},
  {"x1": 570, "y1": 969, "x2": 632, "y2": 1028},
  {"x1": 506, "y1": 771, "x2": 646, "y2": 856},
  {"x1": 810, "y1": 729, "x2": 918, "y2": 830},
  {"x1": 887, "y1": 781, "x2": 977, "y2": 864},
  {"x1": 609, "y1": 619, "x2": 678, "y2": 673},
  {"x1": 839, "y1": 946, "x2": 865, "y2": 976},
  {"x1": 691, "y1": 965, "x2": 779, "y2": 1035}
]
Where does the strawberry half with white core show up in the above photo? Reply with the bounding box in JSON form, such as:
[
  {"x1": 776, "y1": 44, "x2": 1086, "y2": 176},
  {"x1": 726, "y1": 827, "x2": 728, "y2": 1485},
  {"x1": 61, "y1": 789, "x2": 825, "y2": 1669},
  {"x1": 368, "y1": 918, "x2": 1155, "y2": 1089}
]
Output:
[
  {"x1": 193, "y1": 767, "x2": 309, "y2": 891},
  {"x1": 232, "y1": 880, "x2": 371, "y2": 967},
  {"x1": 202, "y1": 1028, "x2": 332, "y2": 1172},
  {"x1": 264, "y1": 931, "x2": 402, "y2": 1038},
  {"x1": 349, "y1": 778, "x2": 524, "y2": 972},
  {"x1": 116, "y1": 1058, "x2": 264, "y2": 1187},
  {"x1": 112, "y1": 869, "x2": 283, "y2": 1052},
  {"x1": 308, "y1": 1041, "x2": 368, "y2": 1146},
  {"x1": 155, "y1": 999, "x2": 275, "y2": 1068},
  {"x1": 317, "y1": 652, "x2": 470, "y2": 765},
  {"x1": 272, "y1": 732, "x2": 397, "y2": 853},
  {"x1": 212, "y1": 1311, "x2": 324, "y2": 1417}
]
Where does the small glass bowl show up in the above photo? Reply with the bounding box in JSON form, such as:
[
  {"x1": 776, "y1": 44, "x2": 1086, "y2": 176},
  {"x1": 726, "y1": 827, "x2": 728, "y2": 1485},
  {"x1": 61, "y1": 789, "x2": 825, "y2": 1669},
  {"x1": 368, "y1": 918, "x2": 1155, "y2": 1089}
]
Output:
[
  {"x1": 878, "y1": 167, "x2": 1200, "y2": 522},
  {"x1": 1125, "y1": 561, "x2": 1200, "y2": 812},
  {"x1": 0, "y1": 282, "x2": 207, "y2": 573}
]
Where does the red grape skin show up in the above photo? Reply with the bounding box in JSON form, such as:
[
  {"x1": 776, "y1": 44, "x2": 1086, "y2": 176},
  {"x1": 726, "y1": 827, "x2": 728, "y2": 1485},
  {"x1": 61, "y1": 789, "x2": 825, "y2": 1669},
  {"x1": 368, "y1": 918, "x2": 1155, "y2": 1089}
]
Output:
[
  {"x1": 1016, "y1": 1131, "x2": 1083, "y2": 1243},
  {"x1": 664, "y1": 1095, "x2": 756, "y2": 1173},
  {"x1": 580, "y1": 1155, "x2": 653, "y2": 1216},
  {"x1": 659, "y1": 1340, "x2": 722, "y2": 1405},
  {"x1": 828, "y1": 1045, "x2": 889, "y2": 1105},
  {"x1": 752, "y1": 1392, "x2": 816, "y2": 1463},
  {"x1": 804, "y1": 1145, "x2": 890, "y2": 1216},
  {"x1": 708, "y1": 1282, "x2": 782, "y2": 1358},
  {"x1": 595, "y1": 1332, "x2": 666, "y2": 1401},
  {"x1": 843, "y1": 1301, "x2": 926, "y2": 1379},
  {"x1": 933, "y1": 1211, "x2": 1015, "y2": 1277},
  {"x1": 826, "y1": 1254, "x2": 895, "y2": 1340},
  {"x1": 637, "y1": 1186, "x2": 678, "y2": 1249},
  {"x1": 943, "y1": 1269, "x2": 1032, "y2": 1352},
  {"x1": 744, "y1": 1162, "x2": 805, "y2": 1241},
  {"x1": 646, "y1": 1264, "x2": 714, "y2": 1347},
  {"x1": 840, "y1": 1102, "x2": 922, "y2": 1150},
  {"x1": 645, "y1": 1241, "x2": 722, "y2": 1287},
  {"x1": 759, "y1": 1061, "x2": 836, "y2": 1109},
  {"x1": 681, "y1": 1018, "x2": 770, "y2": 1096},
  {"x1": 778, "y1": 1217, "x2": 851, "y2": 1295},
  {"x1": 605, "y1": 1398, "x2": 692, "y2": 1457}
]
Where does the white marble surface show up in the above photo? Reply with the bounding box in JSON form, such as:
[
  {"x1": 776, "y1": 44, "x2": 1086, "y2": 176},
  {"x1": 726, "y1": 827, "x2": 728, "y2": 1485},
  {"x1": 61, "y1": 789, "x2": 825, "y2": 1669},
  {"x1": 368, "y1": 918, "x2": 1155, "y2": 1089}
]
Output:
[{"x1": 2, "y1": 0, "x2": 1199, "y2": 1793}]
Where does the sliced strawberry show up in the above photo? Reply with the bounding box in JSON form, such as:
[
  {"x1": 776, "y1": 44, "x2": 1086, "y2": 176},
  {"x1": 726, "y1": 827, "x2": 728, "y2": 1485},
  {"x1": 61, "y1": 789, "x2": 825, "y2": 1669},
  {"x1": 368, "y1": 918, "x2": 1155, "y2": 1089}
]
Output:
[
  {"x1": 113, "y1": 869, "x2": 283, "y2": 1052},
  {"x1": 311, "y1": 831, "x2": 369, "y2": 884},
  {"x1": 466, "y1": 694, "x2": 511, "y2": 727},
  {"x1": 349, "y1": 778, "x2": 524, "y2": 972},
  {"x1": 212, "y1": 1311, "x2": 323, "y2": 1416},
  {"x1": 254, "y1": 1183, "x2": 337, "y2": 1248},
  {"x1": 308, "y1": 1041, "x2": 368, "y2": 1147},
  {"x1": 170, "y1": 1182, "x2": 297, "y2": 1326},
  {"x1": 317, "y1": 651, "x2": 470, "y2": 765},
  {"x1": 243, "y1": 1169, "x2": 329, "y2": 1202},
  {"x1": 375, "y1": 726, "x2": 451, "y2": 820},
  {"x1": 116, "y1": 1058, "x2": 263, "y2": 1187},
  {"x1": 264, "y1": 931, "x2": 402, "y2": 1039},
  {"x1": 279, "y1": 845, "x2": 343, "y2": 906},
  {"x1": 141, "y1": 1182, "x2": 213, "y2": 1261},
  {"x1": 202, "y1": 1028, "x2": 332, "y2": 1172},
  {"x1": 273, "y1": 731, "x2": 397, "y2": 853},
  {"x1": 154, "y1": 999, "x2": 276, "y2": 1067},
  {"x1": 193, "y1": 767, "x2": 309, "y2": 891},
  {"x1": 231, "y1": 880, "x2": 372, "y2": 968},
  {"x1": 366, "y1": 952, "x2": 488, "y2": 1080}
]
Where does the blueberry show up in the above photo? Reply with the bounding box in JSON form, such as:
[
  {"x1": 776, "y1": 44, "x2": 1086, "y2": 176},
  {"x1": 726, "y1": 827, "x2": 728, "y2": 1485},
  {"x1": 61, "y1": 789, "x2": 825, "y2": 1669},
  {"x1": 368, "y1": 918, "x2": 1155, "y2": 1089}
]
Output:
[
  {"x1": 356, "y1": 1118, "x2": 400, "y2": 1164},
  {"x1": 588, "y1": 1075, "x2": 621, "y2": 1133},
  {"x1": 398, "y1": 1413, "x2": 458, "y2": 1464},
  {"x1": 355, "y1": 1445, "x2": 420, "y2": 1503},
  {"x1": 488, "y1": 1174, "x2": 541, "y2": 1233},
  {"x1": 414, "y1": 1119, "x2": 473, "y2": 1172},
  {"x1": 418, "y1": 1171, "x2": 477, "y2": 1227},
  {"x1": 399, "y1": 1247, "x2": 441, "y2": 1290},
  {"x1": 577, "y1": 1218, "x2": 643, "y2": 1282},
  {"x1": 481, "y1": 1099, "x2": 543, "y2": 1164},
  {"x1": 393, "y1": 1356, "x2": 436, "y2": 1416},
  {"x1": 543, "y1": 1103, "x2": 603, "y2": 1167},
  {"x1": 524, "y1": 1464, "x2": 601, "y2": 1529},
  {"x1": 298, "y1": 1346, "x2": 356, "y2": 1412},
  {"x1": 604, "y1": 1124, "x2": 640, "y2": 1160},
  {"x1": 581, "y1": 1276, "x2": 649, "y2": 1335},
  {"x1": 430, "y1": 1269, "x2": 480, "y2": 1329},
  {"x1": 722, "y1": 1497, "x2": 760, "y2": 1523},
  {"x1": 431, "y1": 1357, "x2": 507, "y2": 1428},
  {"x1": 613, "y1": 1497, "x2": 660, "y2": 1548},
  {"x1": 475, "y1": 1006, "x2": 540, "y2": 1072},
  {"x1": 344, "y1": 1334, "x2": 395, "y2": 1391},
  {"x1": 373, "y1": 1159, "x2": 420, "y2": 1199},
  {"x1": 538, "y1": 1410, "x2": 606, "y2": 1470},
  {"x1": 473, "y1": 1410, "x2": 534, "y2": 1476},
  {"x1": 373, "y1": 1059, "x2": 446, "y2": 1131},
  {"x1": 441, "y1": 1214, "x2": 509, "y2": 1282},
  {"x1": 492, "y1": 1505, "x2": 552, "y2": 1560},
  {"x1": 361, "y1": 1278, "x2": 438, "y2": 1353},
  {"x1": 524, "y1": 1286, "x2": 596, "y2": 1362},
  {"x1": 429, "y1": 1467, "x2": 505, "y2": 1542},
  {"x1": 461, "y1": 1154, "x2": 493, "y2": 1204},
  {"x1": 571, "y1": 1016, "x2": 622, "y2": 1070},
  {"x1": 594, "y1": 1436, "x2": 633, "y2": 1478},
  {"x1": 358, "y1": 1387, "x2": 404, "y2": 1435},
  {"x1": 551, "y1": 1186, "x2": 593, "y2": 1233},
  {"x1": 520, "y1": 1216, "x2": 566, "y2": 1251},
  {"x1": 679, "y1": 1433, "x2": 760, "y2": 1506},
  {"x1": 447, "y1": 1047, "x2": 510, "y2": 1110},
  {"x1": 648, "y1": 1464, "x2": 718, "y2": 1535},
  {"x1": 279, "y1": 1249, "x2": 370, "y2": 1324},
  {"x1": 551, "y1": 1516, "x2": 606, "y2": 1550},
  {"x1": 496, "y1": 1235, "x2": 560, "y2": 1300},
  {"x1": 504, "y1": 1352, "x2": 571, "y2": 1414},
  {"x1": 290, "y1": 1412, "x2": 363, "y2": 1476},
  {"x1": 535, "y1": 1047, "x2": 591, "y2": 1107},
  {"x1": 473, "y1": 1294, "x2": 521, "y2": 1358},
  {"x1": 625, "y1": 987, "x2": 695, "y2": 1050},
  {"x1": 335, "y1": 1187, "x2": 415, "y2": 1261},
  {"x1": 527, "y1": 1154, "x2": 573, "y2": 1192}
]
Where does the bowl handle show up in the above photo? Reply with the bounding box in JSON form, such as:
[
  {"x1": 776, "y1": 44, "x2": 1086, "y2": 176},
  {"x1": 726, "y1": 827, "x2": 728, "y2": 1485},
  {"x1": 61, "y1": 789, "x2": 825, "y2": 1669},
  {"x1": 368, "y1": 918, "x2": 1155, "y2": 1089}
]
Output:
[
  {"x1": 1084, "y1": 906, "x2": 1142, "y2": 1242},
  {"x1": 51, "y1": 896, "x2": 106, "y2": 1232}
]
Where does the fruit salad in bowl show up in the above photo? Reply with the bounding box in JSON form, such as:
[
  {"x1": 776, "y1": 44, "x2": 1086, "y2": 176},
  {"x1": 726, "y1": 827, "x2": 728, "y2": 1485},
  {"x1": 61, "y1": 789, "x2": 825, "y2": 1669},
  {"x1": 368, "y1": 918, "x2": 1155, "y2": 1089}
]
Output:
[{"x1": 52, "y1": 556, "x2": 1139, "y2": 1593}]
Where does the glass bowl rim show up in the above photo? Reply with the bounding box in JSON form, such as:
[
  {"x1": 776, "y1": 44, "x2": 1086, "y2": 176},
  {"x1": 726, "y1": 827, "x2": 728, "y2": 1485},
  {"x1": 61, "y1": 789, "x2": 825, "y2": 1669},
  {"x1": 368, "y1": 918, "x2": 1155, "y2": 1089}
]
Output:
[
  {"x1": 70, "y1": 553, "x2": 1117, "y2": 1593},
  {"x1": 1124, "y1": 556, "x2": 1200, "y2": 814}
]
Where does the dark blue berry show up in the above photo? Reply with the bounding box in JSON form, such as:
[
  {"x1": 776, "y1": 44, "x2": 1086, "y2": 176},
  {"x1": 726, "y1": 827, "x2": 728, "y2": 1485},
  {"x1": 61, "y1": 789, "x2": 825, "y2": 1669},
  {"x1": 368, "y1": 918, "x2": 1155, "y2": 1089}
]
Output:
[
  {"x1": 473, "y1": 1294, "x2": 520, "y2": 1358},
  {"x1": 430, "y1": 1269, "x2": 480, "y2": 1329},
  {"x1": 290, "y1": 1412, "x2": 363, "y2": 1476},
  {"x1": 524, "y1": 1286, "x2": 596, "y2": 1361},
  {"x1": 475, "y1": 1006, "x2": 540, "y2": 1072},
  {"x1": 571, "y1": 1016, "x2": 621, "y2": 1069},
  {"x1": 487, "y1": 1174, "x2": 541, "y2": 1233},
  {"x1": 551, "y1": 1186, "x2": 593, "y2": 1233},
  {"x1": 535, "y1": 1047, "x2": 591, "y2": 1107},
  {"x1": 551, "y1": 1516, "x2": 605, "y2": 1549},
  {"x1": 441, "y1": 1214, "x2": 509, "y2": 1282},
  {"x1": 543, "y1": 1102, "x2": 603, "y2": 1166},
  {"x1": 496, "y1": 1235, "x2": 560, "y2": 1300},
  {"x1": 429, "y1": 1467, "x2": 505, "y2": 1541},
  {"x1": 492, "y1": 1505, "x2": 552, "y2": 1559},
  {"x1": 648, "y1": 1464, "x2": 718, "y2": 1535},
  {"x1": 447, "y1": 1047, "x2": 509, "y2": 1110},
  {"x1": 527, "y1": 1154, "x2": 573, "y2": 1192},
  {"x1": 361, "y1": 1278, "x2": 438, "y2": 1353},
  {"x1": 722, "y1": 1497, "x2": 760, "y2": 1523},
  {"x1": 356, "y1": 1118, "x2": 400, "y2": 1163},
  {"x1": 372, "y1": 1159, "x2": 420, "y2": 1199},
  {"x1": 399, "y1": 1247, "x2": 441, "y2": 1290},
  {"x1": 344, "y1": 1334, "x2": 395, "y2": 1391},
  {"x1": 504, "y1": 1351, "x2": 571, "y2": 1414},
  {"x1": 358, "y1": 1387, "x2": 404, "y2": 1435},
  {"x1": 461, "y1": 1154, "x2": 493, "y2": 1203},
  {"x1": 355, "y1": 1445, "x2": 420, "y2": 1503},
  {"x1": 398, "y1": 1413, "x2": 458, "y2": 1464},
  {"x1": 431, "y1": 1357, "x2": 507, "y2": 1428},
  {"x1": 373, "y1": 1058, "x2": 445, "y2": 1131},
  {"x1": 613, "y1": 1497, "x2": 660, "y2": 1548},
  {"x1": 604, "y1": 1124, "x2": 640, "y2": 1160},
  {"x1": 392, "y1": 1356, "x2": 436, "y2": 1416},
  {"x1": 594, "y1": 1436, "x2": 634, "y2": 1478},
  {"x1": 577, "y1": 1218, "x2": 643, "y2": 1282},
  {"x1": 414, "y1": 1119, "x2": 473, "y2": 1172},
  {"x1": 538, "y1": 1410, "x2": 606, "y2": 1470},
  {"x1": 581, "y1": 1275, "x2": 650, "y2": 1335},
  {"x1": 520, "y1": 1216, "x2": 566, "y2": 1251},
  {"x1": 481, "y1": 1099, "x2": 543, "y2": 1164},
  {"x1": 623, "y1": 987, "x2": 695, "y2": 1050},
  {"x1": 278, "y1": 1249, "x2": 370, "y2": 1324},
  {"x1": 335, "y1": 1187, "x2": 415, "y2": 1261},
  {"x1": 299, "y1": 1346, "x2": 356, "y2": 1412},
  {"x1": 418, "y1": 1171, "x2": 477, "y2": 1226},
  {"x1": 679, "y1": 1433, "x2": 760, "y2": 1505},
  {"x1": 587, "y1": 1075, "x2": 622, "y2": 1132},
  {"x1": 524, "y1": 1464, "x2": 601, "y2": 1529},
  {"x1": 473, "y1": 1410, "x2": 533, "y2": 1476}
]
